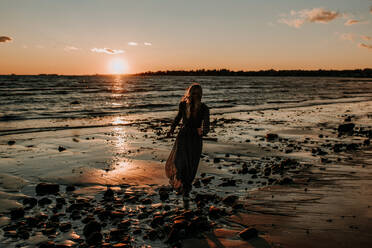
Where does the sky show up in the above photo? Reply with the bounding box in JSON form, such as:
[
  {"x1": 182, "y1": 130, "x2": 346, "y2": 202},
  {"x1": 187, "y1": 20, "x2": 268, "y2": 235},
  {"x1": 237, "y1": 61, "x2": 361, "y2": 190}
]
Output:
[{"x1": 0, "y1": 0, "x2": 372, "y2": 75}]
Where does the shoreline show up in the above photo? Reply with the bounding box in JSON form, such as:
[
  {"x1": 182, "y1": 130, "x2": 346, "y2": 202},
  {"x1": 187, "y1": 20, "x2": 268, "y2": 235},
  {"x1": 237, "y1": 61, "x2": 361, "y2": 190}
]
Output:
[{"x1": 0, "y1": 100, "x2": 371, "y2": 247}]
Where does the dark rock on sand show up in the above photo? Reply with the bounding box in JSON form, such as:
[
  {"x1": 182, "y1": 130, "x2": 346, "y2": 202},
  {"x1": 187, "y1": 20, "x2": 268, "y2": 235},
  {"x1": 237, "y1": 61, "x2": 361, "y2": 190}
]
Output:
[
  {"x1": 141, "y1": 198, "x2": 152, "y2": 204},
  {"x1": 59, "y1": 222, "x2": 72, "y2": 232},
  {"x1": 159, "y1": 187, "x2": 170, "y2": 201},
  {"x1": 86, "y1": 231, "x2": 103, "y2": 245},
  {"x1": 39, "y1": 241, "x2": 56, "y2": 248},
  {"x1": 222, "y1": 195, "x2": 238, "y2": 206},
  {"x1": 109, "y1": 228, "x2": 127, "y2": 241},
  {"x1": 10, "y1": 208, "x2": 24, "y2": 220},
  {"x1": 17, "y1": 229, "x2": 30, "y2": 239},
  {"x1": 209, "y1": 206, "x2": 222, "y2": 218},
  {"x1": 38, "y1": 197, "x2": 52, "y2": 206},
  {"x1": 364, "y1": 139, "x2": 370, "y2": 146},
  {"x1": 36, "y1": 183, "x2": 60, "y2": 195},
  {"x1": 23, "y1": 197, "x2": 37, "y2": 209},
  {"x1": 151, "y1": 215, "x2": 164, "y2": 227},
  {"x1": 25, "y1": 216, "x2": 38, "y2": 227},
  {"x1": 201, "y1": 176, "x2": 215, "y2": 185},
  {"x1": 83, "y1": 221, "x2": 102, "y2": 237},
  {"x1": 239, "y1": 227, "x2": 258, "y2": 240},
  {"x1": 279, "y1": 177, "x2": 294, "y2": 185},
  {"x1": 118, "y1": 220, "x2": 131, "y2": 229},
  {"x1": 58, "y1": 146, "x2": 66, "y2": 152},
  {"x1": 338, "y1": 123, "x2": 355, "y2": 134},
  {"x1": 7, "y1": 140, "x2": 16, "y2": 145},
  {"x1": 213, "y1": 158, "x2": 221, "y2": 163},
  {"x1": 266, "y1": 133, "x2": 278, "y2": 141},
  {"x1": 219, "y1": 178, "x2": 236, "y2": 187},
  {"x1": 66, "y1": 185, "x2": 76, "y2": 192},
  {"x1": 104, "y1": 188, "x2": 115, "y2": 199}
]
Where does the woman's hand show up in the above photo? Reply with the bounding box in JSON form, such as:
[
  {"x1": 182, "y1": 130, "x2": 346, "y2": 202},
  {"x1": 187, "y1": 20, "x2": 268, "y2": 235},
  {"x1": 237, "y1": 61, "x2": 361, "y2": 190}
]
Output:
[{"x1": 197, "y1": 128, "x2": 202, "y2": 136}]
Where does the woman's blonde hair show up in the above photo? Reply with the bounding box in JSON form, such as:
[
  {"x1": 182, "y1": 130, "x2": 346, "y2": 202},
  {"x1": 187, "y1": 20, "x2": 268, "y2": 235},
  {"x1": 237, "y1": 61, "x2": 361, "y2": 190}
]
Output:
[{"x1": 181, "y1": 83, "x2": 202, "y2": 118}]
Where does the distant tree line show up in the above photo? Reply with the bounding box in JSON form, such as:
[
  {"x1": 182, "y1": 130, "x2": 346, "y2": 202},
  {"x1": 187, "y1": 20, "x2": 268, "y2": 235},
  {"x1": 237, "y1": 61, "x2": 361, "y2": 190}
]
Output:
[{"x1": 136, "y1": 68, "x2": 372, "y2": 78}]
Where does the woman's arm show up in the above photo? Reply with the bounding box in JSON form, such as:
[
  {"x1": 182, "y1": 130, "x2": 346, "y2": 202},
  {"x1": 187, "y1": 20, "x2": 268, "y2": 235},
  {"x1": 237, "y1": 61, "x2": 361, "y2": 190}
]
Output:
[{"x1": 168, "y1": 102, "x2": 183, "y2": 136}]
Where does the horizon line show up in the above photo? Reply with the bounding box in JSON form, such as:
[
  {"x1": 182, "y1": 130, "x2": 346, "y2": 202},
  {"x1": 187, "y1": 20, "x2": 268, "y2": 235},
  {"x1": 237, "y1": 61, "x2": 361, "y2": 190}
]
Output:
[{"x1": 1, "y1": 68, "x2": 372, "y2": 77}]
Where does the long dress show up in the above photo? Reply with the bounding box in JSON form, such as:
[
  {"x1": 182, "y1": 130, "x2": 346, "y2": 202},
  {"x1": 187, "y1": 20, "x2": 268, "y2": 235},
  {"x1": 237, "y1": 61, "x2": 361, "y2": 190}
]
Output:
[{"x1": 165, "y1": 101, "x2": 210, "y2": 194}]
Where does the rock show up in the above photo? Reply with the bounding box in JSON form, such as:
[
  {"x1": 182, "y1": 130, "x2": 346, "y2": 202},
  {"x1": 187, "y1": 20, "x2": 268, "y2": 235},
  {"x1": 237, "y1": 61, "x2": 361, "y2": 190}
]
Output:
[
  {"x1": 109, "y1": 228, "x2": 127, "y2": 241},
  {"x1": 59, "y1": 222, "x2": 72, "y2": 232},
  {"x1": 219, "y1": 179, "x2": 236, "y2": 187},
  {"x1": 240, "y1": 163, "x2": 248, "y2": 174},
  {"x1": 7, "y1": 140, "x2": 16, "y2": 145},
  {"x1": 279, "y1": 177, "x2": 294, "y2": 185},
  {"x1": 71, "y1": 100, "x2": 80, "y2": 104},
  {"x1": 346, "y1": 143, "x2": 359, "y2": 151},
  {"x1": 147, "y1": 229, "x2": 158, "y2": 241},
  {"x1": 201, "y1": 176, "x2": 214, "y2": 185},
  {"x1": 110, "y1": 211, "x2": 126, "y2": 219},
  {"x1": 58, "y1": 146, "x2": 66, "y2": 152},
  {"x1": 141, "y1": 198, "x2": 152, "y2": 205},
  {"x1": 112, "y1": 243, "x2": 131, "y2": 248},
  {"x1": 239, "y1": 227, "x2": 258, "y2": 240},
  {"x1": 83, "y1": 221, "x2": 102, "y2": 237},
  {"x1": 23, "y1": 197, "x2": 37, "y2": 210},
  {"x1": 86, "y1": 231, "x2": 103, "y2": 245},
  {"x1": 17, "y1": 229, "x2": 30, "y2": 239},
  {"x1": 159, "y1": 187, "x2": 169, "y2": 201},
  {"x1": 38, "y1": 197, "x2": 52, "y2": 206},
  {"x1": 338, "y1": 123, "x2": 355, "y2": 134},
  {"x1": 39, "y1": 241, "x2": 56, "y2": 248},
  {"x1": 264, "y1": 167, "x2": 271, "y2": 176},
  {"x1": 10, "y1": 208, "x2": 24, "y2": 220},
  {"x1": 248, "y1": 168, "x2": 257, "y2": 174},
  {"x1": 266, "y1": 133, "x2": 278, "y2": 141},
  {"x1": 25, "y1": 216, "x2": 38, "y2": 227},
  {"x1": 194, "y1": 193, "x2": 217, "y2": 203},
  {"x1": 66, "y1": 185, "x2": 76, "y2": 192},
  {"x1": 213, "y1": 158, "x2": 220, "y2": 163},
  {"x1": 209, "y1": 206, "x2": 221, "y2": 218},
  {"x1": 56, "y1": 197, "x2": 66, "y2": 205},
  {"x1": 118, "y1": 220, "x2": 131, "y2": 229},
  {"x1": 36, "y1": 183, "x2": 60, "y2": 195},
  {"x1": 42, "y1": 227, "x2": 57, "y2": 236},
  {"x1": 151, "y1": 215, "x2": 164, "y2": 227},
  {"x1": 104, "y1": 188, "x2": 115, "y2": 199},
  {"x1": 222, "y1": 195, "x2": 238, "y2": 206},
  {"x1": 193, "y1": 179, "x2": 201, "y2": 188},
  {"x1": 364, "y1": 139, "x2": 370, "y2": 146}
]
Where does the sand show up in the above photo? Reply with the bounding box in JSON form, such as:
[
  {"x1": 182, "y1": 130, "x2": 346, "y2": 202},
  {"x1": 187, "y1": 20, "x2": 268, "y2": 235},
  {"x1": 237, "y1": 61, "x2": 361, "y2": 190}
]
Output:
[{"x1": 0, "y1": 99, "x2": 372, "y2": 247}]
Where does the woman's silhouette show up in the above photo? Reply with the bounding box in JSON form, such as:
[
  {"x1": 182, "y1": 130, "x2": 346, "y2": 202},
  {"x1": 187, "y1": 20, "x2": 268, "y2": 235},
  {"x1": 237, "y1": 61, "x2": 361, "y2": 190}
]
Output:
[{"x1": 165, "y1": 83, "x2": 210, "y2": 199}]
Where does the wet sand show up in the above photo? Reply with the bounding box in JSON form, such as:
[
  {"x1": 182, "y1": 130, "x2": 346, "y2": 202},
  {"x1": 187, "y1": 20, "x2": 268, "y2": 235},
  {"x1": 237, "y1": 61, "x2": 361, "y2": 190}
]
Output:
[{"x1": 0, "y1": 100, "x2": 372, "y2": 247}]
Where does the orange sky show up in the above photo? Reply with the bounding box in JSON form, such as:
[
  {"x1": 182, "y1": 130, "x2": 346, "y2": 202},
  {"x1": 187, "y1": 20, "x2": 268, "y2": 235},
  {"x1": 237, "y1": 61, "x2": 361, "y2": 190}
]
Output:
[{"x1": 1, "y1": 0, "x2": 371, "y2": 75}]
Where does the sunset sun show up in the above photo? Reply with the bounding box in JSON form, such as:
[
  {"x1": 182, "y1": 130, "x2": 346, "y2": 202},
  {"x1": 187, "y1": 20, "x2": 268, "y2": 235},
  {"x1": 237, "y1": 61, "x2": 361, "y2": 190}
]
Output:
[{"x1": 108, "y1": 58, "x2": 129, "y2": 74}]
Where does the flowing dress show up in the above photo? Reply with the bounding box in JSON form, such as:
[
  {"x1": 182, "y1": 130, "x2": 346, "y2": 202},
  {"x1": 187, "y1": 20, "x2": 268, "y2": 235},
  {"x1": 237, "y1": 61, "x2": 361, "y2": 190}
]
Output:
[{"x1": 165, "y1": 101, "x2": 210, "y2": 194}]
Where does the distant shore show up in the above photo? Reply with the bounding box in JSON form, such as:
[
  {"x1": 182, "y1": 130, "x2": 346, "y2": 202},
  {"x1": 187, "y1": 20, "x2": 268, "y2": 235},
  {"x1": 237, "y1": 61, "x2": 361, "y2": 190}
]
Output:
[{"x1": 2, "y1": 68, "x2": 372, "y2": 77}]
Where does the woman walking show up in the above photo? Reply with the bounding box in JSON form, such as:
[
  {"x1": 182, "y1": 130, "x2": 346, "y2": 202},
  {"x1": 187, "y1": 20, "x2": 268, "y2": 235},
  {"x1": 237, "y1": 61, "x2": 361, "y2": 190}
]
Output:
[{"x1": 165, "y1": 83, "x2": 210, "y2": 199}]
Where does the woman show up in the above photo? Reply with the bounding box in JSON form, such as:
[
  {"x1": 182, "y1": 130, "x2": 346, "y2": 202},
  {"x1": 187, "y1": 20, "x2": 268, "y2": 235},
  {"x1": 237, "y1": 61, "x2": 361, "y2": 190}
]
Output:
[{"x1": 165, "y1": 83, "x2": 210, "y2": 199}]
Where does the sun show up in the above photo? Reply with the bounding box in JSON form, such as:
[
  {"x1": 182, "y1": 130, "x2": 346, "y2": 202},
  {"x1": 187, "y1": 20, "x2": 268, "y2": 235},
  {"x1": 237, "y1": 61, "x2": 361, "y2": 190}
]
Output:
[{"x1": 108, "y1": 58, "x2": 129, "y2": 74}]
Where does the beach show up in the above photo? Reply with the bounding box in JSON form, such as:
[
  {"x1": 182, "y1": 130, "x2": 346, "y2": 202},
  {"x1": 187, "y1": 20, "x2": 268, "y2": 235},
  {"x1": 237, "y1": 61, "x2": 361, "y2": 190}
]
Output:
[{"x1": 1, "y1": 75, "x2": 372, "y2": 247}]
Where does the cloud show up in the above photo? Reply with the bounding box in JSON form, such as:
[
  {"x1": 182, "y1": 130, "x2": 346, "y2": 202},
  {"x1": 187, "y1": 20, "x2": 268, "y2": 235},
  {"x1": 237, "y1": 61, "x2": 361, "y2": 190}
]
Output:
[
  {"x1": 144, "y1": 42, "x2": 152, "y2": 46},
  {"x1": 64, "y1": 46, "x2": 79, "y2": 51},
  {"x1": 344, "y1": 19, "x2": 360, "y2": 26},
  {"x1": 278, "y1": 18, "x2": 305, "y2": 28},
  {"x1": 128, "y1": 42, "x2": 138, "y2": 46},
  {"x1": 340, "y1": 33, "x2": 355, "y2": 41},
  {"x1": 91, "y1": 47, "x2": 124, "y2": 54},
  {"x1": 0, "y1": 36, "x2": 12, "y2": 43},
  {"x1": 358, "y1": 43, "x2": 372, "y2": 50},
  {"x1": 361, "y1": 35, "x2": 372, "y2": 41},
  {"x1": 279, "y1": 8, "x2": 340, "y2": 28}
]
